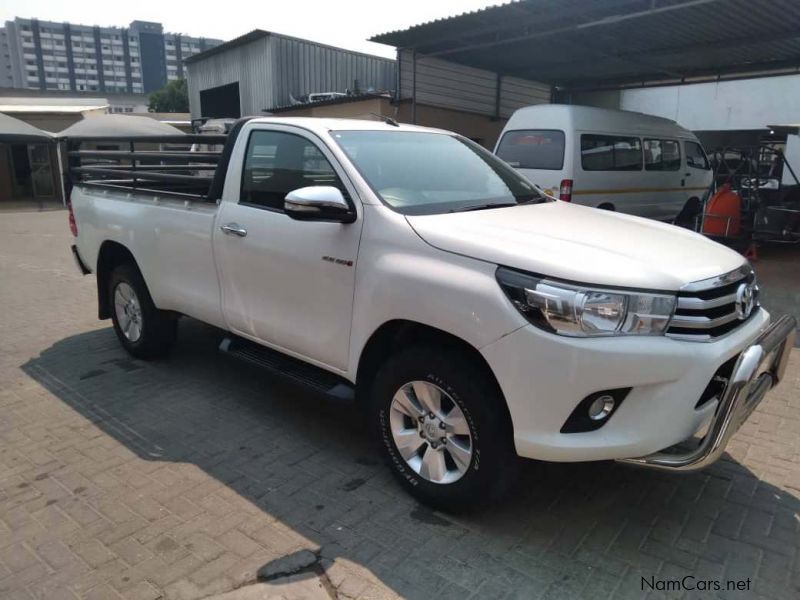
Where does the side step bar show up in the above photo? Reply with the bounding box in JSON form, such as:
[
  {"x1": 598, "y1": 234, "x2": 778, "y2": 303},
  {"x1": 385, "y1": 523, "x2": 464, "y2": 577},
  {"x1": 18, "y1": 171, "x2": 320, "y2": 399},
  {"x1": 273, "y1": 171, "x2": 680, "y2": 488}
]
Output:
[{"x1": 219, "y1": 337, "x2": 355, "y2": 402}]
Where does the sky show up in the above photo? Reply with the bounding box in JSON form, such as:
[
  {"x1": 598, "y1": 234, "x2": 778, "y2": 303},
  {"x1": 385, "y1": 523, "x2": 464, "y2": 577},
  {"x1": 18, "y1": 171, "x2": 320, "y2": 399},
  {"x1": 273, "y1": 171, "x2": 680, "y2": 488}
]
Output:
[{"x1": 0, "y1": 0, "x2": 505, "y2": 58}]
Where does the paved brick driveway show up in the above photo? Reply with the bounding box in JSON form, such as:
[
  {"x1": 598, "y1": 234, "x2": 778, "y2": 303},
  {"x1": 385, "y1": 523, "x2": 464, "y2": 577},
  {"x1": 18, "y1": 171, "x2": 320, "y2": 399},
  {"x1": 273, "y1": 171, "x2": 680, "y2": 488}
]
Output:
[{"x1": 1, "y1": 210, "x2": 799, "y2": 600}]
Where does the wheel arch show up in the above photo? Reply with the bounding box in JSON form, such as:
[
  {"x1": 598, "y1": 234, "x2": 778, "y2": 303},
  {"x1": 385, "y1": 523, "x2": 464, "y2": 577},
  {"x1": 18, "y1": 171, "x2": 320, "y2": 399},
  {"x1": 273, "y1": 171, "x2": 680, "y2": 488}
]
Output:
[
  {"x1": 96, "y1": 241, "x2": 140, "y2": 319},
  {"x1": 355, "y1": 319, "x2": 514, "y2": 438}
]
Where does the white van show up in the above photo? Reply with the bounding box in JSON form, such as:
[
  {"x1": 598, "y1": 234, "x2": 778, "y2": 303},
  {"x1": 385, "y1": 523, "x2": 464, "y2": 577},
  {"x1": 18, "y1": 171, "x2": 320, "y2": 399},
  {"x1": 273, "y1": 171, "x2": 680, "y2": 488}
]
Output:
[{"x1": 494, "y1": 104, "x2": 713, "y2": 222}]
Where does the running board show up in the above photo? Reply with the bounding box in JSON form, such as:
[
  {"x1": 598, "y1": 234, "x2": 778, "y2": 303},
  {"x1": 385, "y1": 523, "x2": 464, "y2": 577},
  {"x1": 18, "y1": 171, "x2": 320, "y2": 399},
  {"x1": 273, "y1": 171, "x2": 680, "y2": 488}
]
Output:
[{"x1": 219, "y1": 337, "x2": 354, "y2": 402}]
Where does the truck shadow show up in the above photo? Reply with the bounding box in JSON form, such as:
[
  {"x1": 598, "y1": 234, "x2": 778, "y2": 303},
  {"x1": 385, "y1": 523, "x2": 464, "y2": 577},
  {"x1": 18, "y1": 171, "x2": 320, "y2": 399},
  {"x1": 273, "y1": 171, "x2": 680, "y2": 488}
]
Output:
[{"x1": 21, "y1": 319, "x2": 800, "y2": 599}]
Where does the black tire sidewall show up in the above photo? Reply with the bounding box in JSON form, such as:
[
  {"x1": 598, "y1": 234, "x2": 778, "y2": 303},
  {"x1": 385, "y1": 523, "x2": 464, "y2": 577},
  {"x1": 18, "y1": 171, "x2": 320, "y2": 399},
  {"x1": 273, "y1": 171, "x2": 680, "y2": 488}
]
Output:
[
  {"x1": 371, "y1": 346, "x2": 512, "y2": 509},
  {"x1": 108, "y1": 264, "x2": 174, "y2": 358}
]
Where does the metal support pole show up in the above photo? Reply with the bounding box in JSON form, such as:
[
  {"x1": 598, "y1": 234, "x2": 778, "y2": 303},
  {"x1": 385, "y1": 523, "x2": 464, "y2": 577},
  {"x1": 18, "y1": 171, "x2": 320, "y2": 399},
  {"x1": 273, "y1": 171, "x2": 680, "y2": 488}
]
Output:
[
  {"x1": 55, "y1": 142, "x2": 67, "y2": 206},
  {"x1": 494, "y1": 72, "x2": 502, "y2": 120},
  {"x1": 130, "y1": 141, "x2": 137, "y2": 190},
  {"x1": 411, "y1": 50, "x2": 417, "y2": 125}
]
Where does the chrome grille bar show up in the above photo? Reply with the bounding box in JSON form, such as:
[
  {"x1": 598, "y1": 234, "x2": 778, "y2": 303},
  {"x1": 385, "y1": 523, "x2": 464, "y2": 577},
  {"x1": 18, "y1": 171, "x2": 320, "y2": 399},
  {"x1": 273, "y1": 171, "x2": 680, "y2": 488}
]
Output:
[
  {"x1": 666, "y1": 265, "x2": 757, "y2": 341},
  {"x1": 676, "y1": 292, "x2": 737, "y2": 311},
  {"x1": 670, "y1": 311, "x2": 741, "y2": 330}
]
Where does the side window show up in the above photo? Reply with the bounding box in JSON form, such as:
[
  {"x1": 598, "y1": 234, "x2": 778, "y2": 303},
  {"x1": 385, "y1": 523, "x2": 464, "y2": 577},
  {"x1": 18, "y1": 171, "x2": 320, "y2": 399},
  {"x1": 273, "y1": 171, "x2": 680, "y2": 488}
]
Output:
[
  {"x1": 581, "y1": 134, "x2": 642, "y2": 171},
  {"x1": 240, "y1": 130, "x2": 344, "y2": 210},
  {"x1": 685, "y1": 141, "x2": 710, "y2": 170},
  {"x1": 644, "y1": 139, "x2": 681, "y2": 171}
]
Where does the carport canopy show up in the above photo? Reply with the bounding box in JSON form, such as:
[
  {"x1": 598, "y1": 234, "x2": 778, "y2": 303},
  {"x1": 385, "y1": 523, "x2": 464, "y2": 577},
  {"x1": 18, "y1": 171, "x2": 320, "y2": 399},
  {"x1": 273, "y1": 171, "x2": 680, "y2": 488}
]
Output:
[
  {"x1": 57, "y1": 114, "x2": 184, "y2": 139},
  {"x1": 0, "y1": 112, "x2": 54, "y2": 143},
  {"x1": 371, "y1": 0, "x2": 800, "y2": 90}
]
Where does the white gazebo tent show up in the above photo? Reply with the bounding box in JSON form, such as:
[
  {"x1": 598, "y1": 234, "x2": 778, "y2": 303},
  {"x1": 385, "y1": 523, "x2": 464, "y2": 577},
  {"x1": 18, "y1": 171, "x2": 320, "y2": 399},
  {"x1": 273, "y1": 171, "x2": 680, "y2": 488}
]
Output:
[{"x1": 57, "y1": 114, "x2": 184, "y2": 139}]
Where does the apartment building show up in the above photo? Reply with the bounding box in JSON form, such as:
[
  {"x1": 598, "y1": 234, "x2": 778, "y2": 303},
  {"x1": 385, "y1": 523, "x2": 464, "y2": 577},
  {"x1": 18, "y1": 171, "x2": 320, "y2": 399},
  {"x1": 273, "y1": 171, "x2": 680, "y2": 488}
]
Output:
[{"x1": 0, "y1": 17, "x2": 222, "y2": 94}]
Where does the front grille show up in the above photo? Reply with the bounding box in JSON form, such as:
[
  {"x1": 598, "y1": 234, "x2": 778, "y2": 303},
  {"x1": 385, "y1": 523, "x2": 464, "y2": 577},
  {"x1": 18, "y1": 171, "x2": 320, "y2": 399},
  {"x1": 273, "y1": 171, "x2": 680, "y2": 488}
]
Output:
[{"x1": 666, "y1": 266, "x2": 758, "y2": 341}]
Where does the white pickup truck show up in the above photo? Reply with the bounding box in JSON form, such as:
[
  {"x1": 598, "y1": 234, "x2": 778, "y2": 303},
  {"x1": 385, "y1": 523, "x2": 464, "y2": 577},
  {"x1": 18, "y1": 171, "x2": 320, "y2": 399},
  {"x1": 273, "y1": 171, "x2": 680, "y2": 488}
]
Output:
[{"x1": 68, "y1": 117, "x2": 796, "y2": 509}]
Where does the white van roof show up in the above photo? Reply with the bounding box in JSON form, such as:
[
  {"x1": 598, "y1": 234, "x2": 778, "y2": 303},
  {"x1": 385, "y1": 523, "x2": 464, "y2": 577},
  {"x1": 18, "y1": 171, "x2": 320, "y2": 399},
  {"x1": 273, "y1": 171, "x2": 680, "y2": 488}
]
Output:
[{"x1": 505, "y1": 104, "x2": 696, "y2": 139}]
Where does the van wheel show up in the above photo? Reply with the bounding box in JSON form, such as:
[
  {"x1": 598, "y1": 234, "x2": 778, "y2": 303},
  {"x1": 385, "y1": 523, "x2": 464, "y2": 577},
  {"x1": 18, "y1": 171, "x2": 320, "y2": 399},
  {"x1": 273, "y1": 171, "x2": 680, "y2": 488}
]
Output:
[
  {"x1": 109, "y1": 263, "x2": 177, "y2": 359},
  {"x1": 597, "y1": 203, "x2": 615, "y2": 211},
  {"x1": 370, "y1": 345, "x2": 516, "y2": 511},
  {"x1": 675, "y1": 197, "x2": 702, "y2": 229}
]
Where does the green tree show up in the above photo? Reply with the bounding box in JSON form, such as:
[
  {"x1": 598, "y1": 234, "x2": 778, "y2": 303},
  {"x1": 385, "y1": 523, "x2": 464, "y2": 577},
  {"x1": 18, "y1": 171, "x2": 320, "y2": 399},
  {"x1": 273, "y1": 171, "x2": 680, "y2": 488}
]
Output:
[{"x1": 148, "y1": 78, "x2": 189, "y2": 113}]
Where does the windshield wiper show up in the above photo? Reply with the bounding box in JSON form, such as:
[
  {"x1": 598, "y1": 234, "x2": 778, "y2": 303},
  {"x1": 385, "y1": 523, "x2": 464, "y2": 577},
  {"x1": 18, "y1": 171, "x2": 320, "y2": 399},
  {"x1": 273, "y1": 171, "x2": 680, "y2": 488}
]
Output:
[{"x1": 449, "y1": 202, "x2": 518, "y2": 213}]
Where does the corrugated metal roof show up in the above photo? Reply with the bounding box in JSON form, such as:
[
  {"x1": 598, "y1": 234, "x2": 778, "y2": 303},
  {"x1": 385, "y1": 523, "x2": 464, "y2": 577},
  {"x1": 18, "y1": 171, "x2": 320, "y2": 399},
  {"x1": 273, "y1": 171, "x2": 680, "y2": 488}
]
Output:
[
  {"x1": 371, "y1": 0, "x2": 800, "y2": 89},
  {"x1": 186, "y1": 29, "x2": 396, "y2": 66},
  {"x1": 185, "y1": 30, "x2": 269, "y2": 65}
]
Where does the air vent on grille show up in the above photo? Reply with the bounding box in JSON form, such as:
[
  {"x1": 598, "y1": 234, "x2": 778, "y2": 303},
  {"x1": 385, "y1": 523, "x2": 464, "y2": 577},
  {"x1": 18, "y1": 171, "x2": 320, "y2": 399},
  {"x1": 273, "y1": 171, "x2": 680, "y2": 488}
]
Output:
[{"x1": 666, "y1": 268, "x2": 758, "y2": 341}]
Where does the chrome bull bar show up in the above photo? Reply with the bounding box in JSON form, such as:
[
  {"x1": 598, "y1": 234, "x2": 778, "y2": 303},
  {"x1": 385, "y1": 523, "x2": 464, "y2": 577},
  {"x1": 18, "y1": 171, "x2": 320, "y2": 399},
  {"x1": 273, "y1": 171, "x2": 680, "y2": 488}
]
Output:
[{"x1": 617, "y1": 314, "x2": 797, "y2": 472}]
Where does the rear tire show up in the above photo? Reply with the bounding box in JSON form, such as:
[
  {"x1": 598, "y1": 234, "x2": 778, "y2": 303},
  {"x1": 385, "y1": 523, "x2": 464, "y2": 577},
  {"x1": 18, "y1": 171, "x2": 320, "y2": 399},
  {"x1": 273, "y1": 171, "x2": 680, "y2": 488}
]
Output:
[
  {"x1": 597, "y1": 203, "x2": 615, "y2": 211},
  {"x1": 675, "y1": 197, "x2": 702, "y2": 229},
  {"x1": 370, "y1": 345, "x2": 517, "y2": 511},
  {"x1": 109, "y1": 263, "x2": 177, "y2": 359}
]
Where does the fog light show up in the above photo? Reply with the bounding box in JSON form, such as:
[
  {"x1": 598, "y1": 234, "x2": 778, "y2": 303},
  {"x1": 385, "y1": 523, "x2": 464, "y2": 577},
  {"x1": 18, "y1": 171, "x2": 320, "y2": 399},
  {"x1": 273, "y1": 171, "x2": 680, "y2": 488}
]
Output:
[{"x1": 588, "y1": 395, "x2": 615, "y2": 421}]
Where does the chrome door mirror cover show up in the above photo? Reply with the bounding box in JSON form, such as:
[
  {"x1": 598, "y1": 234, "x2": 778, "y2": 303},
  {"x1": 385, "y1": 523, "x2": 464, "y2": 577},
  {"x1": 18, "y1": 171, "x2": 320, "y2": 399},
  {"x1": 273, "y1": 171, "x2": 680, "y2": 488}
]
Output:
[{"x1": 284, "y1": 186, "x2": 355, "y2": 223}]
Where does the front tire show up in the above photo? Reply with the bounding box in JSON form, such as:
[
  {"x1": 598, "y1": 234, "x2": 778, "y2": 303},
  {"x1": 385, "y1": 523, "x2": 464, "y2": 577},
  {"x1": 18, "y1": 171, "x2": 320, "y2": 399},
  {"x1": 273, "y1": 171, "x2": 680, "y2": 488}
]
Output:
[
  {"x1": 109, "y1": 263, "x2": 177, "y2": 359},
  {"x1": 370, "y1": 345, "x2": 516, "y2": 510}
]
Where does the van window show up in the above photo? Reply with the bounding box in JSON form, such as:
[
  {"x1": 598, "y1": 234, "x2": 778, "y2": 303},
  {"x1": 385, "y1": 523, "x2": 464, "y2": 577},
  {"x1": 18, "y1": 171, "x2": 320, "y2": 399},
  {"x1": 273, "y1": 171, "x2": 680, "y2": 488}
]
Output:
[
  {"x1": 685, "y1": 141, "x2": 710, "y2": 170},
  {"x1": 580, "y1": 135, "x2": 642, "y2": 171},
  {"x1": 644, "y1": 139, "x2": 681, "y2": 171},
  {"x1": 496, "y1": 130, "x2": 565, "y2": 170}
]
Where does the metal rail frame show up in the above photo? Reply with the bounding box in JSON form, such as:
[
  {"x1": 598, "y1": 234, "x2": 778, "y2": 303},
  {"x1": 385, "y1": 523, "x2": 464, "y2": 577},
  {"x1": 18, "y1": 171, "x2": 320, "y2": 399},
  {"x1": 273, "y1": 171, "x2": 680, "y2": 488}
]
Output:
[{"x1": 66, "y1": 135, "x2": 227, "y2": 202}]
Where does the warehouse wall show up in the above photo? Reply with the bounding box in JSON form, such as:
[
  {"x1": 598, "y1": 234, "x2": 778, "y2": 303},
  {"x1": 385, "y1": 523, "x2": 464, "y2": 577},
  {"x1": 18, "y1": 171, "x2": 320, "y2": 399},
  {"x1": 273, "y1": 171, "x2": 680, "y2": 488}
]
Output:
[
  {"x1": 187, "y1": 32, "x2": 395, "y2": 119},
  {"x1": 274, "y1": 97, "x2": 387, "y2": 120},
  {"x1": 273, "y1": 96, "x2": 511, "y2": 149},
  {"x1": 187, "y1": 35, "x2": 273, "y2": 119},
  {"x1": 398, "y1": 49, "x2": 550, "y2": 118},
  {"x1": 619, "y1": 74, "x2": 800, "y2": 131},
  {"x1": 270, "y1": 36, "x2": 395, "y2": 108}
]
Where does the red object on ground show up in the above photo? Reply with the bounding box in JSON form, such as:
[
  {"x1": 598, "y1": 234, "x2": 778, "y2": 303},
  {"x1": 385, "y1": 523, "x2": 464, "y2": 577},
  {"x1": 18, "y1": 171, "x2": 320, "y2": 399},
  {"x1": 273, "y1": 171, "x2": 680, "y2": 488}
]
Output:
[
  {"x1": 702, "y1": 184, "x2": 742, "y2": 237},
  {"x1": 744, "y1": 242, "x2": 759, "y2": 261}
]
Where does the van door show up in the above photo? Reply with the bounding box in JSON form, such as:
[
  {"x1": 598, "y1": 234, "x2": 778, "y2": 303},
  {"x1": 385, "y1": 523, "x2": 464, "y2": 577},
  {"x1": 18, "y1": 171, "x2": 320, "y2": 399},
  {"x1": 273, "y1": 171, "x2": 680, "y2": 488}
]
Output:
[
  {"x1": 684, "y1": 140, "x2": 713, "y2": 203},
  {"x1": 576, "y1": 133, "x2": 647, "y2": 213},
  {"x1": 642, "y1": 138, "x2": 684, "y2": 220}
]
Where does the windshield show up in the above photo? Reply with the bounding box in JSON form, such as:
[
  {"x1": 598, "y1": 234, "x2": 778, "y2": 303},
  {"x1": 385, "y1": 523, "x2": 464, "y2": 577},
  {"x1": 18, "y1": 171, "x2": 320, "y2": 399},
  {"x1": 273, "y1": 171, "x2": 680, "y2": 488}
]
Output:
[{"x1": 332, "y1": 130, "x2": 545, "y2": 215}]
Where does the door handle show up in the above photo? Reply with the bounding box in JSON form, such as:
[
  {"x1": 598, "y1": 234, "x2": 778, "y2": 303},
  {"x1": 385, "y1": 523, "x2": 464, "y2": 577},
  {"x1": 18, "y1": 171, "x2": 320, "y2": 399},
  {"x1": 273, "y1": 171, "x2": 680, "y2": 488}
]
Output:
[{"x1": 220, "y1": 223, "x2": 247, "y2": 237}]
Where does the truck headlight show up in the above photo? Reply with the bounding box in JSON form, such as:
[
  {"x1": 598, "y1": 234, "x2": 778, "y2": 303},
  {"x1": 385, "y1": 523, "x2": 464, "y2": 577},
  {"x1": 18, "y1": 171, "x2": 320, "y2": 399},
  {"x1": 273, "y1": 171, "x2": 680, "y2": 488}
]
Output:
[{"x1": 496, "y1": 267, "x2": 676, "y2": 337}]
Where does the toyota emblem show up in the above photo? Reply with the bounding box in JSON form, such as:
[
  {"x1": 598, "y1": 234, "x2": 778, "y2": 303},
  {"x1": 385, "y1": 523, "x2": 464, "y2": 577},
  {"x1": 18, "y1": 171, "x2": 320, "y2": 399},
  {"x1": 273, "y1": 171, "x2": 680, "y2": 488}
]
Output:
[{"x1": 735, "y1": 282, "x2": 756, "y2": 320}]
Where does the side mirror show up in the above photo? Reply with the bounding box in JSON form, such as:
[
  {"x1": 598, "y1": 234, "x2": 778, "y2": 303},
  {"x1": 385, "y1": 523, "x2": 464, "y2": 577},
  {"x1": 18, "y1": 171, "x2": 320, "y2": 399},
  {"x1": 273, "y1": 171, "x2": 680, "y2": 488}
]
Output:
[{"x1": 284, "y1": 186, "x2": 355, "y2": 223}]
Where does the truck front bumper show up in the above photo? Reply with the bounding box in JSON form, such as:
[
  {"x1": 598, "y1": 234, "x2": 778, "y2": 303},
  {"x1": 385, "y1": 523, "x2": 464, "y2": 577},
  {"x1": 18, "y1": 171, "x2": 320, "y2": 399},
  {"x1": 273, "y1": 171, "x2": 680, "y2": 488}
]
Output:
[
  {"x1": 480, "y1": 307, "x2": 795, "y2": 464},
  {"x1": 618, "y1": 314, "x2": 796, "y2": 471}
]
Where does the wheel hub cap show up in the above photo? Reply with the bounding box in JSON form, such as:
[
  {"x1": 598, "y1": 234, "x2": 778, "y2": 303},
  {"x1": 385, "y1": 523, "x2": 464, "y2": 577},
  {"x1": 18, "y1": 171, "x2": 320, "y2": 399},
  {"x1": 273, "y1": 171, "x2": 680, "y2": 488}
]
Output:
[
  {"x1": 114, "y1": 282, "x2": 143, "y2": 342},
  {"x1": 389, "y1": 381, "x2": 473, "y2": 485}
]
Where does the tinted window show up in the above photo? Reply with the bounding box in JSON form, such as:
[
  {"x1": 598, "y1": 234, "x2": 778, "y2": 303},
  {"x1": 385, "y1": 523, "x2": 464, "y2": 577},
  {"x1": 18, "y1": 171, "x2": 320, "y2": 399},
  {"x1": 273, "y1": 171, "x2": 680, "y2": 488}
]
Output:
[
  {"x1": 240, "y1": 130, "x2": 343, "y2": 211},
  {"x1": 581, "y1": 135, "x2": 642, "y2": 171},
  {"x1": 333, "y1": 131, "x2": 542, "y2": 216},
  {"x1": 685, "y1": 141, "x2": 710, "y2": 170},
  {"x1": 644, "y1": 139, "x2": 681, "y2": 171},
  {"x1": 496, "y1": 129, "x2": 565, "y2": 170}
]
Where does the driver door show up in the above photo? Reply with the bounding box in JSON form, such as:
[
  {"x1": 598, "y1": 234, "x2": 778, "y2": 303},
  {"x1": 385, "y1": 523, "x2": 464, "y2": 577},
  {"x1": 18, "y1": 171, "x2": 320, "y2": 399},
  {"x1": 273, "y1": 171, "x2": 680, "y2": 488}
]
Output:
[{"x1": 214, "y1": 126, "x2": 363, "y2": 371}]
